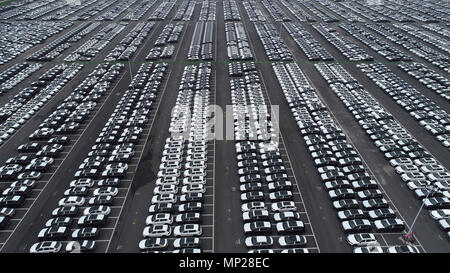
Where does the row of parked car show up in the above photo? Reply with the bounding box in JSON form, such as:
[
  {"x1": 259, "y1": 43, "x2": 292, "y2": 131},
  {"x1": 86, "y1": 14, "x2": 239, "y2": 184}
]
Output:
[
  {"x1": 65, "y1": 22, "x2": 126, "y2": 62},
  {"x1": 228, "y1": 62, "x2": 256, "y2": 78},
  {"x1": 229, "y1": 64, "x2": 309, "y2": 253},
  {"x1": 0, "y1": 0, "x2": 53, "y2": 20},
  {"x1": 104, "y1": 22, "x2": 154, "y2": 62},
  {"x1": 15, "y1": 0, "x2": 68, "y2": 20},
  {"x1": 316, "y1": 62, "x2": 450, "y2": 241},
  {"x1": 28, "y1": 22, "x2": 100, "y2": 62},
  {"x1": 0, "y1": 20, "x2": 72, "y2": 66},
  {"x1": 96, "y1": 0, "x2": 137, "y2": 21},
  {"x1": 422, "y1": 23, "x2": 450, "y2": 41},
  {"x1": 340, "y1": 1, "x2": 389, "y2": 23},
  {"x1": 30, "y1": 62, "x2": 167, "y2": 253},
  {"x1": 398, "y1": 62, "x2": 450, "y2": 102},
  {"x1": 188, "y1": 21, "x2": 214, "y2": 61},
  {"x1": 40, "y1": 0, "x2": 98, "y2": 21},
  {"x1": 302, "y1": 1, "x2": 339, "y2": 23},
  {"x1": 283, "y1": 22, "x2": 333, "y2": 61},
  {"x1": 154, "y1": 23, "x2": 184, "y2": 47},
  {"x1": 146, "y1": 23, "x2": 184, "y2": 61},
  {"x1": 123, "y1": 0, "x2": 157, "y2": 21},
  {"x1": 70, "y1": 0, "x2": 116, "y2": 21},
  {"x1": 0, "y1": 62, "x2": 42, "y2": 95},
  {"x1": 367, "y1": 1, "x2": 437, "y2": 23},
  {"x1": 365, "y1": 23, "x2": 450, "y2": 74},
  {"x1": 242, "y1": 0, "x2": 266, "y2": 22},
  {"x1": 0, "y1": 64, "x2": 83, "y2": 147},
  {"x1": 0, "y1": 63, "x2": 123, "y2": 235},
  {"x1": 394, "y1": 23, "x2": 450, "y2": 56},
  {"x1": 405, "y1": 0, "x2": 450, "y2": 23},
  {"x1": 225, "y1": 22, "x2": 253, "y2": 61},
  {"x1": 174, "y1": 0, "x2": 196, "y2": 21},
  {"x1": 359, "y1": 63, "x2": 450, "y2": 149},
  {"x1": 312, "y1": 23, "x2": 373, "y2": 62},
  {"x1": 148, "y1": 0, "x2": 177, "y2": 21},
  {"x1": 273, "y1": 62, "x2": 413, "y2": 253},
  {"x1": 138, "y1": 63, "x2": 212, "y2": 253},
  {"x1": 199, "y1": 0, "x2": 216, "y2": 21},
  {"x1": 338, "y1": 23, "x2": 411, "y2": 62},
  {"x1": 223, "y1": 0, "x2": 241, "y2": 21},
  {"x1": 260, "y1": 0, "x2": 291, "y2": 22},
  {"x1": 254, "y1": 22, "x2": 292, "y2": 61},
  {"x1": 280, "y1": 0, "x2": 315, "y2": 22},
  {"x1": 317, "y1": 0, "x2": 366, "y2": 23}
]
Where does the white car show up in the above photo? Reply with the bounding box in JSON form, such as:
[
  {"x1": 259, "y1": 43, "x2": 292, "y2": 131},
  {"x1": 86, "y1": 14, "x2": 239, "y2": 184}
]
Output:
[
  {"x1": 153, "y1": 185, "x2": 178, "y2": 195},
  {"x1": 151, "y1": 193, "x2": 177, "y2": 204},
  {"x1": 173, "y1": 224, "x2": 202, "y2": 237},
  {"x1": 173, "y1": 237, "x2": 200, "y2": 248},
  {"x1": 146, "y1": 213, "x2": 173, "y2": 225},
  {"x1": 143, "y1": 224, "x2": 171, "y2": 237},
  {"x1": 93, "y1": 187, "x2": 118, "y2": 196},
  {"x1": 386, "y1": 245, "x2": 419, "y2": 253},
  {"x1": 429, "y1": 209, "x2": 450, "y2": 220},
  {"x1": 243, "y1": 221, "x2": 271, "y2": 234},
  {"x1": 138, "y1": 238, "x2": 168, "y2": 250},
  {"x1": 30, "y1": 241, "x2": 62, "y2": 253},
  {"x1": 181, "y1": 184, "x2": 206, "y2": 193},
  {"x1": 157, "y1": 168, "x2": 180, "y2": 178},
  {"x1": 245, "y1": 236, "x2": 273, "y2": 248},
  {"x1": 353, "y1": 246, "x2": 383, "y2": 253},
  {"x1": 276, "y1": 220, "x2": 304, "y2": 233},
  {"x1": 69, "y1": 179, "x2": 95, "y2": 188},
  {"x1": 241, "y1": 202, "x2": 265, "y2": 212},
  {"x1": 182, "y1": 175, "x2": 205, "y2": 185},
  {"x1": 395, "y1": 165, "x2": 419, "y2": 174},
  {"x1": 183, "y1": 168, "x2": 206, "y2": 177},
  {"x1": 347, "y1": 233, "x2": 377, "y2": 246},
  {"x1": 389, "y1": 158, "x2": 412, "y2": 167},
  {"x1": 156, "y1": 176, "x2": 179, "y2": 186},
  {"x1": 58, "y1": 196, "x2": 85, "y2": 207},
  {"x1": 83, "y1": 206, "x2": 111, "y2": 216},
  {"x1": 400, "y1": 172, "x2": 426, "y2": 182},
  {"x1": 407, "y1": 181, "x2": 430, "y2": 190},
  {"x1": 278, "y1": 235, "x2": 307, "y2": 247},
  {"x1": 438, "y1": 219, "x2": 450, "y2": 231},
  {"x1": 242, "y1": 209, "x2": 269, "y2": 222},
  {"x1": 271, "y1": 201, "x2": 296, "y2": 212}
]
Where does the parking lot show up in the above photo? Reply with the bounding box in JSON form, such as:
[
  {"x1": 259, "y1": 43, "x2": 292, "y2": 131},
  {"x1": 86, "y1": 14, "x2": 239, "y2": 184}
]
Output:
[{"x1": 0, "y1": 0, "x2": 448, "y2": 253}]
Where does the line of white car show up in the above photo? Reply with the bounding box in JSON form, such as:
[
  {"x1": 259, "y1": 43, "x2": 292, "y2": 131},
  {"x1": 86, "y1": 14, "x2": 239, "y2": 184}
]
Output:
[{"x1": 139, "y1": 63, "x2": 212, "y2": 253}]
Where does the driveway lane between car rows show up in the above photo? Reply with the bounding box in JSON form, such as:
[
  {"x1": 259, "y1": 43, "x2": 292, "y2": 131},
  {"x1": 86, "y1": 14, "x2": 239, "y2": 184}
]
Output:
[{"x1": 212, "y1": 0, "x2": 248, "y2": 253}]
